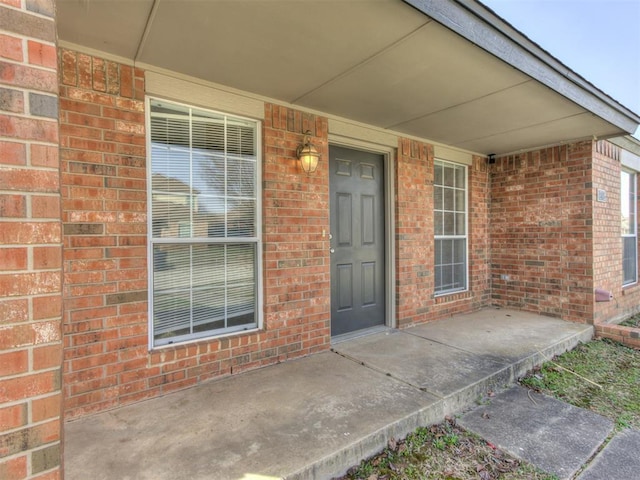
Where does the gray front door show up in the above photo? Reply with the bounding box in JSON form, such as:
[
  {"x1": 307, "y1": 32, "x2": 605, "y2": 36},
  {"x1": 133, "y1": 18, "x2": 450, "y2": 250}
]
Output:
[{"x1": 329, "y1": 145, "x2": 385, "y2": 336}]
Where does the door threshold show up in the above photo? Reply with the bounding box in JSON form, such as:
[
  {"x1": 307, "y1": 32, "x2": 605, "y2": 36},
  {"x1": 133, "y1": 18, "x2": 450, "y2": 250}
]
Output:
[{"x1": 331, "y1": 325, "x2": 392, "y2": 345}]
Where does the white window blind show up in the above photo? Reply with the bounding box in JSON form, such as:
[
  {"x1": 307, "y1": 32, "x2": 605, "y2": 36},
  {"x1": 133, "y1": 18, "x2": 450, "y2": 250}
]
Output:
[
  {"x1": 148, "y1": 98, "x2": 260, "y2": 346},
  {"x1": 434, "y1": 160, "x2": 468, "y2": 294}
]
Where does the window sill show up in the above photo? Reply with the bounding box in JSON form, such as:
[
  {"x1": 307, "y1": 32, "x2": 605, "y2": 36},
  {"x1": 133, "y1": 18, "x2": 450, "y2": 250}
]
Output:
[
  {"x1": 149, "y1": 327, "x2": 261, "y2": 353},
  {"x1": 434, "y1": 290, "x2": 471, "y2": 303}
]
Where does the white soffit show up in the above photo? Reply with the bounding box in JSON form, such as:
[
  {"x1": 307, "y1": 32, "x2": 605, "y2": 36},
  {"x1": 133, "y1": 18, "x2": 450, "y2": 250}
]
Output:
[
  {"x1": 137, "y1": 0, "x2": 428, "y2": 103},
  {"x1": 461, "y1": 113, "x2": 619, "y2": 154},
  {"x1": 56, "y1": 0, "x2": 154, "y2": 59},
  {"x1": 396, "y1": 81, "x2": 585, "y2": 143},
  {"x1": 297, "y1": 20, "x2": 529, "y2": 128},
  {"x1": 55, "y1": 0, "x2": 640, "y2": 156}
]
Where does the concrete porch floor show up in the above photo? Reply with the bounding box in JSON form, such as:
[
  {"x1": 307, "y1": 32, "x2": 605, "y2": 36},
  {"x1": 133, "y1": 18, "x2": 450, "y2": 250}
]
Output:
[{"x1": 64, "y1": 308, "x2": 593, "y2": 480}]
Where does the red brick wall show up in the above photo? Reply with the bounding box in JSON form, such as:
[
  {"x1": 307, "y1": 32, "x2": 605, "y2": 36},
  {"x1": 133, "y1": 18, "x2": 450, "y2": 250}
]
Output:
[
  {"x1": 0, "y1": 0, "x2": 63, "y2": 478},
  {"x1": 262, "y1": 104, "x2": 331, "y2": 355},
  {"x1": 395, "y1": 139, "x2": 490, "y2": 328},
  {"x1": 395, "y1": 139, "x2": 434, "y2": 326},
  {"x1": 468, "y1": 155, "x2": 492, "y2": 308},
  {"x1": 592, "y1": 141, "x2": 623, "y2": 323},
  {"x1": 596, "y1": 324, "x2": 640, "y2": 349},
  {"x1": 59, "y1": 48, "x2": 331, "y2": 418},
  {"x1": 490, "y1": 142, "x2": 594, "y2": 322},
  {"x1": 592, "y1": 140, "x2": 640, "y2": 324},
  {"x1": 59, "y1": 49, "x2": 149, "y2": 418}
]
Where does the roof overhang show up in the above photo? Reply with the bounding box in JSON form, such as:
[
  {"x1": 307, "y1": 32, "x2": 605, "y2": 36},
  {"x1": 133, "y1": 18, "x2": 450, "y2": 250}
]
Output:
[
  {"x1": 56, "y1": 0, "x2": 640, "y2": 156},
  {"x1": 611, "y1": 135, "x2": 640, "y2": 160}
]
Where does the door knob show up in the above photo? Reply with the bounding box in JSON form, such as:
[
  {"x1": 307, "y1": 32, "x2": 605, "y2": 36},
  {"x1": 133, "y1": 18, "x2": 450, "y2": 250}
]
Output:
[{"x1": 329, "y1": 248, "x2": 335, "y2": 254}]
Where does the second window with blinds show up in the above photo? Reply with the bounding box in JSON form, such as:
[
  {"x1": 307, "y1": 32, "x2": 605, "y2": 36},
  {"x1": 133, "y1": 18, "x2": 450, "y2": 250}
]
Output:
[
  {"x1": 148, "y1": 98, "x2": 261, "y2": 347},
  {"x1": 434, "y1": 160, "x2": 468, "y2": 295},
  {"x1": 622, "y1": 169, "x2": 637, "y2": 286}
]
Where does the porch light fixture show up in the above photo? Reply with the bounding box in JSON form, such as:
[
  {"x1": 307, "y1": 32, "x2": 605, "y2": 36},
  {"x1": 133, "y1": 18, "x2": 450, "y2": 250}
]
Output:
[{"x1": 296, "y1": 130, "x2": 320, "y2": 174}]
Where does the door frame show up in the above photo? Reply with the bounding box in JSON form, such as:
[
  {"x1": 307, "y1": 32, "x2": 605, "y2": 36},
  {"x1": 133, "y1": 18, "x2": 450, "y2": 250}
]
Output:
[{"x1": 328, "y1": 134, "x2": 396, "y2": 330}]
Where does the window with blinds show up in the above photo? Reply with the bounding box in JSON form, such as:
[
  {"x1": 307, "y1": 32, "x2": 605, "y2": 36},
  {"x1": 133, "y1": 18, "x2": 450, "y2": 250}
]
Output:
[
  {"x1": 148, "y1": 98, "x2": 260, "y2": 346},
  {"x1": 434, "y1": 160, "x2": 468, "y2": 295},
  {"x1": 622, "y1": 169, "x2": 637, "y2": 286}
]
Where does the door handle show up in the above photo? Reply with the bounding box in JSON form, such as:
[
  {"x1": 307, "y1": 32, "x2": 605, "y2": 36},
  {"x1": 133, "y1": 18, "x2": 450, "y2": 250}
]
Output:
[{"x1": 329, "y1": 248, "x2": 335, "y2": 254}]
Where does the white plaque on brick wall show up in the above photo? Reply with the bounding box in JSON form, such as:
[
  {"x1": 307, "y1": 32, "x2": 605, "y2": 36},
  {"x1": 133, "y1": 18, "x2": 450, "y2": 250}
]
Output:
[{"x1": 597, "y1": 189, "x2": 607, "y2": 202}]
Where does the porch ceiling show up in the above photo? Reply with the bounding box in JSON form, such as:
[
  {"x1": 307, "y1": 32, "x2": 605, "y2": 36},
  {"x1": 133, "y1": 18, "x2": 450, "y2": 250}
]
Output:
[{"x1": 56, "y1": 0, "x2": 640, "y2": 156}]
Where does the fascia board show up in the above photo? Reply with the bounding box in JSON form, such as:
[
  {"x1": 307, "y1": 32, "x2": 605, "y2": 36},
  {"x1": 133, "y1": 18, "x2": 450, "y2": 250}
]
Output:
[{"x1": 402, "y1": 0, "x2": 640, "y2": 134}]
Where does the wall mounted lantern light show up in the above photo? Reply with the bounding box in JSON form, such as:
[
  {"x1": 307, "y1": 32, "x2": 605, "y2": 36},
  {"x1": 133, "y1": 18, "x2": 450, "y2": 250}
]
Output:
[{"x1": 296, "y1": 130, "x2": 320, "y2": 174}]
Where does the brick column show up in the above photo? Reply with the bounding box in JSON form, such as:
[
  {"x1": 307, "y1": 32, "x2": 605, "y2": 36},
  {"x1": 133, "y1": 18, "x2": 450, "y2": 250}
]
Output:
[
  {"x1": 262, "y1": 103, "x2": 331, "y2": 354},
  {"x1": 0, "y1": 0, "x2": 63, "y2": 478},
  {"x1": 395, "y1": 138, "x2": 434, "y2": 327},
  {"x1": 58, "y1": 48, "x2": 147, "y2": 419}
]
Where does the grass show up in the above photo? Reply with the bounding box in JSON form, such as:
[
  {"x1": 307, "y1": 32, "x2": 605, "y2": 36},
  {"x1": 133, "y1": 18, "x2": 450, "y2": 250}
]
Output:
[
  {"x1": 334, "y1": 418, "x2": 557, "y2": 480},
  {"x1": 520, "y1": 338, "x2": 640, "y2": 430},
  {"x1": 619, "y1": 314, "x2": 640, "y2": 328},
  {"x1": 335, "y1": 338, "x2": 639, "y2": 480}
]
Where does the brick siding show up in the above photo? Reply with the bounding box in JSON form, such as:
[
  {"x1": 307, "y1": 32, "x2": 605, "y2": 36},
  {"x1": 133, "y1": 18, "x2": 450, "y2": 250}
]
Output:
[
  {"x1": 592, "y1": 141, "x2": 624, "y2": 323},
  {"x1": 59, "y1": 48, "x2": 332, "y2": 418},
  {"x1": 395, "y1": 139, "x2": 490, "y2": 327},
  {"x1": 591, "y1": 140, "x2": 640, "y2": 325},
  {"x1": 0, "y1": 0, "x2": 63, "y2": 478},
  {"x1": 58, "y1": 49, "x2": 499, "y2": 419},
  {"x1": 395, "y1": 139, "x2": 434, "y2": 326},
  {"x1": 4, "y1": 6, "x2": 640, "y2": 475},
  {"x1": 595, "y1": 324, "x2": 640, "y2": 349},
  {"x1": 262, "y1": 104, "x2": 331, "y2": 356},
  {"x1": 59, "y1": 49, "x2": 149, "y2": 418},
  {"x1": 490, "y1": 142, "x2": 595, "y2": 322},
  {"x1": 46, "y1": 45, "x2": 639, "y2": 427}
]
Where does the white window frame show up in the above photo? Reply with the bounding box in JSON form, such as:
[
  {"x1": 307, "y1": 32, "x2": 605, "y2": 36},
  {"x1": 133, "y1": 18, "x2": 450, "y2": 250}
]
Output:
[
  {"x1": 434, "y1": 159, "x2": 468, "y2": 295},
  {"x1": 622, "y1": 168, "x2": 637, "y2": 287},
  {"x1": 146, "y1": 97, "x2": 262, "y2": 348}
]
